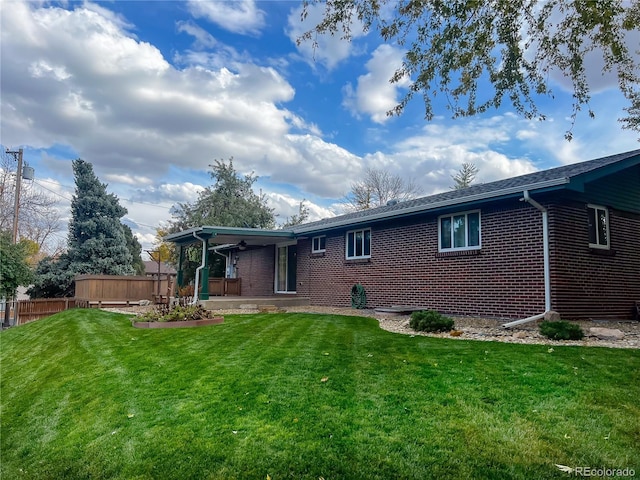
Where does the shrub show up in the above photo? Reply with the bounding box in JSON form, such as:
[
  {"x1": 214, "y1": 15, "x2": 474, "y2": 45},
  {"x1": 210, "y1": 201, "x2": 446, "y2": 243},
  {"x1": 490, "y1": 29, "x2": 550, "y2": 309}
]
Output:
[
  {"x1": 539, "y1": 320, "x2": 584, "y2": 340},
  {"x1": 409, "y1": 310, "x2": 454, "y2": 333},
  {"x1": 139, "y1": 304, "x2": 209, "y2": 322}
]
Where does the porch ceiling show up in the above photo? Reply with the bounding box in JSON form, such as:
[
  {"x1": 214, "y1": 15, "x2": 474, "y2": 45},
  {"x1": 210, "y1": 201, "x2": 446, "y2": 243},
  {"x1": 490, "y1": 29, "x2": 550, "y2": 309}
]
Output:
[{"x1": 165, "y1": 226, "x2": 295, "y2": 247}]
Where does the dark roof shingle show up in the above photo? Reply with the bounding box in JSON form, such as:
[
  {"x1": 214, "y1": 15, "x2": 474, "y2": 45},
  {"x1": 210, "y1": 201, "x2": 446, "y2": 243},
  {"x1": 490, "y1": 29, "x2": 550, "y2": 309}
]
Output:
[{"x1": 293, "y1": 149, "x2": 640, "y2": 234}]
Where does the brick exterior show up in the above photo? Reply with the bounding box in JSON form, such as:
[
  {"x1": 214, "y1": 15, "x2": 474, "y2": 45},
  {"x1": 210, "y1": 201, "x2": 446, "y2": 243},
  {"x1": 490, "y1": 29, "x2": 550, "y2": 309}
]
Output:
[
  {"x1": 548, "y1": 202, "x2": 640, "y2": 319},
  {"x1": 235, "y1": 247, "x2": 275, "y2": 296},
  {"x1": 297, "y1": 203, "x2": 546, "y2": 319},
  {"x1": 235, "y1": 197, "x2": 639, "y2": 320}
]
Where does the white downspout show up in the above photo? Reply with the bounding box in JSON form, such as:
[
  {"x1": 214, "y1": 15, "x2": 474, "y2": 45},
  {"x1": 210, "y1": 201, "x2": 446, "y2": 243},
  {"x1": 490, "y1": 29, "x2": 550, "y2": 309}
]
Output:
[
  {"x1": 191, "y1": 231, "x2": 207, "y2": 305},
  {"x1": 502, "y1": 190, "x2": 551, "y2": 328},
  {"x1": 212, "y1": 247, "x2": 229, "y2": 277}
]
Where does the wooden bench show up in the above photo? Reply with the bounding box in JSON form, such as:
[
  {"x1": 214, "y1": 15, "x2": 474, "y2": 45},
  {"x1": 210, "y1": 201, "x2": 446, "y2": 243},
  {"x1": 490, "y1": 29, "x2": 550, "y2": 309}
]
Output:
[{"x1": 87, "y1": 300, "x2": 142, "y2": 309}]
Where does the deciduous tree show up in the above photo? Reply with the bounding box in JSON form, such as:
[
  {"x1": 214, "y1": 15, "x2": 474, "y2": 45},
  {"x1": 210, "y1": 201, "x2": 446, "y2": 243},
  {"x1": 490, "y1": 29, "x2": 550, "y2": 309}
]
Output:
[
  {"x1": 0, "y1": 152, "x2": 62, "y2": 253},
  {"x1": 343, "y1": 167, "x2": 420, "y2": 211},
  {"x1": 0, "y1": 231, "x2": 33, "y2": 299},
  {"x1": 300, "y1": 0, "x2": 640, "y2": 138},
  {"x1": 170, "y1": 158, "x2": 275, "y2": 231}
]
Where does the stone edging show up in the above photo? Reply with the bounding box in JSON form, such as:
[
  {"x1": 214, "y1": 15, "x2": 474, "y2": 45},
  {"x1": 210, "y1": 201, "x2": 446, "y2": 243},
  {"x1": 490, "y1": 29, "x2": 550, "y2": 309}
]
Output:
[{"x1": 132, "y1": 317, "x2": 224, "y2": 329}]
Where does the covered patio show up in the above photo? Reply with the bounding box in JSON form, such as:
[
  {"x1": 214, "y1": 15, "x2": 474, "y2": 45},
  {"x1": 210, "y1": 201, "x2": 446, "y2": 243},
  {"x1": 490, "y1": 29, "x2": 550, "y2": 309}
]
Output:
[{"x1": 165, "y1": 226, "x2": 299, "y2": 301}]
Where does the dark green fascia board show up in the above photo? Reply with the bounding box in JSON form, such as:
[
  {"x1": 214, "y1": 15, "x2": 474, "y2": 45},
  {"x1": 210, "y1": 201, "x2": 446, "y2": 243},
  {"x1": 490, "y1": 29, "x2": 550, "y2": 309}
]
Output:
[
  {"x1": 165, "y1": 226, "x2": 295, "y2": 245},
  {"x1": 566, "y1": 154, "x2": 640, "y2": 193}
]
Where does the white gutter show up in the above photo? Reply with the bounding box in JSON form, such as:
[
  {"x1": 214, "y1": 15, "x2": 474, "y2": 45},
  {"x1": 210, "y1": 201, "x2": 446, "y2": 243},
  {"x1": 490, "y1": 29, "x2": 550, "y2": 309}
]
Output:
[
  {"x1": 503, "y1": 190, "x2": 551, "y2": 328},
  {"x1": 191, "y1": 231, "x2": 208, "y2": 305}
]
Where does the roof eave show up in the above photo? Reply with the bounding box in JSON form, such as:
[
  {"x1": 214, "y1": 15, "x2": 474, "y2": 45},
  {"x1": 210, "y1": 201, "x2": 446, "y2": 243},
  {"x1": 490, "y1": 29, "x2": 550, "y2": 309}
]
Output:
[{"x1": 293, "y1": 177, "x2": 570, "y2": 235}]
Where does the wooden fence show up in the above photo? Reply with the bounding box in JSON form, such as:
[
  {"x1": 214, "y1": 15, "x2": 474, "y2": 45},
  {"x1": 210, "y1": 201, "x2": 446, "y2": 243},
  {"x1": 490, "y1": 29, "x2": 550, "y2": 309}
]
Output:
[
  {"x1": 75, "y1": 274, "x2": 157, "y2": 304},
  {"x1": 207, "y1": 278, "x2": 241, "y2": 296},
  {"x1": 17, "y1": 298, "x2": 77, "y2": 325}
]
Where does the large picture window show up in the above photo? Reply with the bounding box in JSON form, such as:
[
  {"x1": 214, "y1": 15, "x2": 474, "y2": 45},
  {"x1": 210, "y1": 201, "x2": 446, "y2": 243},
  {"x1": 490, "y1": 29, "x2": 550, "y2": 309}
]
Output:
[
  {"x1": 346, "y1": 228, "x2": 371, "y2": 259},
  {"x1": 587, "y1": 205, "x2": 609, "y2": 249},
  {"x1": 439, "y1": 211, "x2": 481, "y2": 251}
]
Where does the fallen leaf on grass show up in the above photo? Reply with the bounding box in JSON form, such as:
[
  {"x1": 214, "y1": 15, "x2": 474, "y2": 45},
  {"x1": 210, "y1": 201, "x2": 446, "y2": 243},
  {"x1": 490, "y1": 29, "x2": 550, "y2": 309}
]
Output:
[
  {"x1": 548, "y1": 348, "x2": 554, "y2": 353},
  {"x1": 321, "y1": 377, "x2": 328, "y2": 383},
  {"x1": 323, "y1": 352, "x2": 330, "y2": 356},
  {"x1": 127, "y1": 413, "x2": 135, "y2": 419}
]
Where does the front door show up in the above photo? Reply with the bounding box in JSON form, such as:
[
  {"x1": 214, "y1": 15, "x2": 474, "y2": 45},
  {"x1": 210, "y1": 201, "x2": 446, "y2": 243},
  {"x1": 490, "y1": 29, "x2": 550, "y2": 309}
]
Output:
[{"x1": 276, "y1": 244, "x2": 297, "y2": 293}]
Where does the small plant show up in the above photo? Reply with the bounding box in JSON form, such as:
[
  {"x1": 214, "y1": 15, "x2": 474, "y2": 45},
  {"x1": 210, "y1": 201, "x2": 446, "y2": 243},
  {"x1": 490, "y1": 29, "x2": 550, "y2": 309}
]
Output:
[
  {"x1": 139, "y1": 304, "x2": 209, "y2": 322},
  {"x1": 539, "y1": 320, "x2": 584, "y2": 340},
  {"x1": 409, "y1": 310, "x2": 454, "y2": 333}
]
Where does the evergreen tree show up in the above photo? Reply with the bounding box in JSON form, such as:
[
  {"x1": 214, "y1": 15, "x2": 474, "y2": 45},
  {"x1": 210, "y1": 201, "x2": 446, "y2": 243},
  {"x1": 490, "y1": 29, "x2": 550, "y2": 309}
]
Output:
[
  {"x1": 451, "y1": 163, "x2": 479, "y2": 190},
  {"x1": 66, "y1": 159, "x2": 134, "y2": 276},
  {"x1": 26, "y1": 254, "x2": 74, "y2": 298},
  {"x1": 122, "y1": 224, "x2": 146, "y2": 275},
  {"x1": 281, "y1": 200, "x2": 310, "y2": 228},
  {"x1": 29, "y1": 159, "x2": 135, "y2": 297}
]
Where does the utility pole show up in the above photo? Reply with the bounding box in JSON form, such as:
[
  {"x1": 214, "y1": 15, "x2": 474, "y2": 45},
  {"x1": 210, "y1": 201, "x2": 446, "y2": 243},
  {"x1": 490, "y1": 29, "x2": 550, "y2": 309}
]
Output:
[
  {"x1": 6, "y1": 148, "x2": 24, "y2": 244},
  {"x1": 3, "y1": 148, "x2": 24, "y2": 327}
]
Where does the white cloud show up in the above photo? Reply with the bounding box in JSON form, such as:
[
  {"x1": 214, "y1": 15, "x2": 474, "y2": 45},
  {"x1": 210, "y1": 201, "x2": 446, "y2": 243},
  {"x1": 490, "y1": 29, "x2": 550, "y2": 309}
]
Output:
[
  {"x1": 0, "y1": 1, "x2": 315, "y2": 187},
  {"x1": 176, "y1": 20, "x2": 217, "y2": 49},
  {"x1": 186, "y1": 0, "x2": 265, "y2": 36},
  {"x1": 103, "y1": 173, "x2": 153, "y2": 186},
  {"x1": 343, "y1": 45, "x2": 408, "y2": 124},
  {"x1": 286, "y1": 3, "x2": 367, "y2": 70},
  {"x1": 266, "y1": 192, "x2": 336, "y2": 227}
]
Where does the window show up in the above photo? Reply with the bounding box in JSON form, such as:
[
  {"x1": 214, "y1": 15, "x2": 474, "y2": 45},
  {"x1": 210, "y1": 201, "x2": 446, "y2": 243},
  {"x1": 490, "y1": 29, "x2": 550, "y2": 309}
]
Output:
[
  {"x1": 439, "y1": 211, "x2": 481, "y2": 251},
  {"x1": 346, "y1": 228, "x2": 371, "y2": 259},
  {"x1": 312, "y1": 236, "x2": 326, "y2": 253},
  {"x1": 587, "y1": 205, "x2": 609, "y2": 249}
]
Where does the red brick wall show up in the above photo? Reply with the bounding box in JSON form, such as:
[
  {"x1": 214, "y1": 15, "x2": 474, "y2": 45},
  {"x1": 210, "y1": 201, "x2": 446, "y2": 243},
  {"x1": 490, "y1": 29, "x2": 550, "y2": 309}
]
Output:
[
  {"x1": 236, "y1": 247, "x2": 275, "y2": 296},
  {"x1": 548, "y1": 203, "x2": 640, "y2": 319},
  {"x1": 297, "y1": 203, "x2": 546, "y2": 319}
]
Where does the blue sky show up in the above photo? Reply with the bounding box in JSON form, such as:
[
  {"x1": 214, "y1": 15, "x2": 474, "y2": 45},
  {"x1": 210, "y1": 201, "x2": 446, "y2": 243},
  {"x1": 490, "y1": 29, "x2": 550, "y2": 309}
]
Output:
[{"x1": 1, "y1": 0, "x2": 638, "y2": 255}]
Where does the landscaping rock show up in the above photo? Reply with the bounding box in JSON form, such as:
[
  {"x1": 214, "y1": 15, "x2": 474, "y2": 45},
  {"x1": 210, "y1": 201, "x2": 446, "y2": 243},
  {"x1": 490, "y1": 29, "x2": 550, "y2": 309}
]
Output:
[
  {"x1": 512, "y1": 331, "x2": 527, "y2": 339},
  {"x1": 589, "y1": 327, "x2": 625, "y2": 340},
  {"x1": 544, "y1": 310, "x2": 561, "y2": 321}
]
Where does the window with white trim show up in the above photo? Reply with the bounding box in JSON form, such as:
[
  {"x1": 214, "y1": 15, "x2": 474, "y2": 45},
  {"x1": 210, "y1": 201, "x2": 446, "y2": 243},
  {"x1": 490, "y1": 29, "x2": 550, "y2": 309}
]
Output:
[
  {"x1": 312, "y1": 236, "x2": 326, "y2": 253},
  {"x1": 346, "y1": 228, "x2": 371, "y2": 259},
  {"x1": 587, "y1": 205, "x2": 609, "y2": 249},
  {"x1": 439, "y1": 210, "x2": 481, "y2": 251}
]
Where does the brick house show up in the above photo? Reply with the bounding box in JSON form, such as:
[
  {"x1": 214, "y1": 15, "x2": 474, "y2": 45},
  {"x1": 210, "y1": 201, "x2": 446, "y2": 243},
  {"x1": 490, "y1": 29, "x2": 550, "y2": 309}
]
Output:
[{"x1": 166, "y1": 149, "x2": 640, "y2": 320}]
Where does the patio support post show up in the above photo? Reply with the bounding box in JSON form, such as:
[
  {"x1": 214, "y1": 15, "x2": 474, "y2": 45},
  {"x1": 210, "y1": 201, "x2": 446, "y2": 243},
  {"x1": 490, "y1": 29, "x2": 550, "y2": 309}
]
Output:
[
  {"x1": 177, "y1": 245, "x2": 185, "y2": 289},
  {"x1": 199, "y1": 237, "x2": 210, "y2": 300}
]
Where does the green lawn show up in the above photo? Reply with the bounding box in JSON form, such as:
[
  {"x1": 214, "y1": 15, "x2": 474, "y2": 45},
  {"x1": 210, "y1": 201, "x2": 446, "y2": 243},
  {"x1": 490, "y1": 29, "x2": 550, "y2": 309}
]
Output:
[{"x1": 1, "y1": 310, "x2": 639, "y2": 480}]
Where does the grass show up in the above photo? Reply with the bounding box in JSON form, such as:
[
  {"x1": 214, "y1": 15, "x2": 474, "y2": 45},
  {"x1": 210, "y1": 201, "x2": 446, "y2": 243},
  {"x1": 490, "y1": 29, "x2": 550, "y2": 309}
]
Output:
[{"x1": 1, "y1": 309, "x2": 639, "y2": 480}]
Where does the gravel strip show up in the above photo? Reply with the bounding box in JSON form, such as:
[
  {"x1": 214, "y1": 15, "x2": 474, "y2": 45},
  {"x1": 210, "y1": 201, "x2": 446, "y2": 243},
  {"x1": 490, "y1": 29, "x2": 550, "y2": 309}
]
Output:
[{"x1": 103, "y1": 305, "x2": 640, "y2": 349}]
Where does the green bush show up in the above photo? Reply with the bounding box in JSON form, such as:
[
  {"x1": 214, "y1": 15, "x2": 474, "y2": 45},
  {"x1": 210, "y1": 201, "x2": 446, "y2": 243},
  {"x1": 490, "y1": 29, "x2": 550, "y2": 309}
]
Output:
[
  {"x1": 539, "y1": 320, "x2": 584, "y2": 340},
  {"x1": 409, "y1": 310, "x2": 454, "y2": 332},
  {"x1": 139, "y1": 304, "x2": 209, "y2": 322}
]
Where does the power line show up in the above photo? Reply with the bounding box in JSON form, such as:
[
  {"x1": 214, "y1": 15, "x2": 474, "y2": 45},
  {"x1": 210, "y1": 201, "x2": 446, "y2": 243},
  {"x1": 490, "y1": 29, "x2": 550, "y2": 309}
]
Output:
[
  {"x1": 32, "y1": 180, "x2": 74, "y2": 202},
  {"x1": 35, "y1": 177, "x2": 175, "y2": 211}
]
